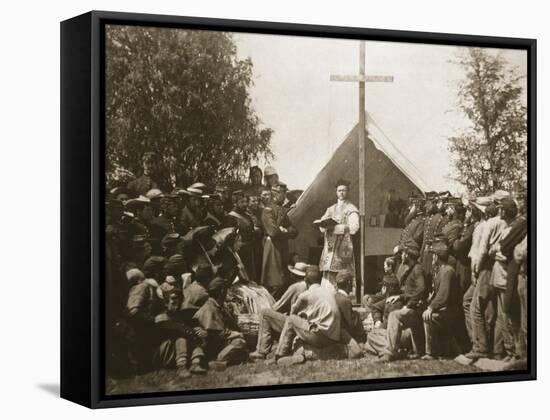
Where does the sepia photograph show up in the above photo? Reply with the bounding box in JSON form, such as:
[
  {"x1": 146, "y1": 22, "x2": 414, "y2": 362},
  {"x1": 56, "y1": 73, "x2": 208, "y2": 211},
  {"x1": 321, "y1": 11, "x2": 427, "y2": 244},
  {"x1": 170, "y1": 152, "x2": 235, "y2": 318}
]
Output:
[{"x1": 103, "y1": 23, "x2": 529, "y2": 396}]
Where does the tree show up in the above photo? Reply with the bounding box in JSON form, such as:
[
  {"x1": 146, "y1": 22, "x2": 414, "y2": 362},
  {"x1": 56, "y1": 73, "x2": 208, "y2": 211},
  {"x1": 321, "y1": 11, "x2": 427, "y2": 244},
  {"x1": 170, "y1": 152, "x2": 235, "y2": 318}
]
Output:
[
  {"x1": 105, "y1": 25, "x2": 273, "y2": 190},
  {"x1": 448, "y1": 48, "x2": 527, "y2": 195}
]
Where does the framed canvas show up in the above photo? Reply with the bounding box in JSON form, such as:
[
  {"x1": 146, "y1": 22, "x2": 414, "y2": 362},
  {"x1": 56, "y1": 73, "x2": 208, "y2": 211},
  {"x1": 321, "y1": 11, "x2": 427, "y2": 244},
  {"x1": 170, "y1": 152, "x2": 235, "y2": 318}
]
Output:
[{"x1": 60, "y1": 10, "x2": 536, "y2": 408}]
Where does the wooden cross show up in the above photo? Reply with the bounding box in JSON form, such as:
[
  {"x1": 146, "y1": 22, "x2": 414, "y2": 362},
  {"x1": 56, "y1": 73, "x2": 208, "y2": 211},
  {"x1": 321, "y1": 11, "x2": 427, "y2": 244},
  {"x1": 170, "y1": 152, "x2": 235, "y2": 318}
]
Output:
[{"x1": 330, "y1": 41, "x2": 393, "y2": 303}]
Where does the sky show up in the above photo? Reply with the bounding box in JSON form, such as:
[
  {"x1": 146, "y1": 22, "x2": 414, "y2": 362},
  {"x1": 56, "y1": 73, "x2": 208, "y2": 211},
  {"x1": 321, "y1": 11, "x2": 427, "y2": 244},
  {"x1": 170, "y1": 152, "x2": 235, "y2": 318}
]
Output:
[{"x1": 232, "y1": 33, "x2": 527, "y2": 193}]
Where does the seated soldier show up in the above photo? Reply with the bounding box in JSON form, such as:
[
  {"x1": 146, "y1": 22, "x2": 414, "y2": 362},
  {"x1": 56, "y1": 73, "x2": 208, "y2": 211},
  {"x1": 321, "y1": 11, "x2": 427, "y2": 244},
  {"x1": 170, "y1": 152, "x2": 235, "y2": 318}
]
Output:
[
  {"x1": 334, "y1": 270, "x2": 365, "y2": 358},
  {"x1": 376, "y1": 242, "x2": 427, "y2": 362},
  {"x1": 422, "y1": 241, "x2": 461, "y2": 360},
  {"x1": 274, "y1": 266, "x2": 342, "y2": 366},
  {"x1": 183, "y1": 262, "x2": 214, "y2": 307},
  {"x1": 193, "y1": 277, "x2": 249, "y2": 370},
  {"x1": 363, "y1": 272, "x2": 409, "y2": 356},
  {"x1": 363, "y1": 256, "x2": 397, "y2": 322},
  {"x1": 249, "y1": 262, "x2": 310, "y2": 361},
  {"x1": 153, "y1": 283, "x2": 207, "y2": 377},
  {"x1": 125, "y1": 264, "x2": 165, "y2": 373},
  {"x1": 160, "y1": 232, "x2": 182, "y2": 259}
]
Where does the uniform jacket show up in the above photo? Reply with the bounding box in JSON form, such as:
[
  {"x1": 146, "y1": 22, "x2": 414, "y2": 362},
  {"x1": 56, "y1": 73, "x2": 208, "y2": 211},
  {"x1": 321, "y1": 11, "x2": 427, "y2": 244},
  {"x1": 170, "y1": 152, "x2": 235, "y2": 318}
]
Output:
[{"x1": 260, "y1": 203, "x2": 298, "y2": 288}]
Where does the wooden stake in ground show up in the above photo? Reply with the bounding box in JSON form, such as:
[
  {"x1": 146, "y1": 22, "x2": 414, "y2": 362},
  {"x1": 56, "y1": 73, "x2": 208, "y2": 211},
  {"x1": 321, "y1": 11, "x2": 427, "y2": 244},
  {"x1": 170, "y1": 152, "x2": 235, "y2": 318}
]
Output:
[{"x1": 330, "y1": 41, "x2": 393, "y2": 303}]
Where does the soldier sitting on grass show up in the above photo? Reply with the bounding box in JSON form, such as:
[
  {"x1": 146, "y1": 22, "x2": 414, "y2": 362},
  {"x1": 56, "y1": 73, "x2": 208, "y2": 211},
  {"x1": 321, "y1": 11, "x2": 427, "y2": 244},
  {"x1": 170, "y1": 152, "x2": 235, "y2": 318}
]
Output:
[
  {"x1": 153, "y1": 283, "x2": 207, "y2": 378},
  {"x1": 193, "y1": 277, "x2": 249, "y2": 371}
]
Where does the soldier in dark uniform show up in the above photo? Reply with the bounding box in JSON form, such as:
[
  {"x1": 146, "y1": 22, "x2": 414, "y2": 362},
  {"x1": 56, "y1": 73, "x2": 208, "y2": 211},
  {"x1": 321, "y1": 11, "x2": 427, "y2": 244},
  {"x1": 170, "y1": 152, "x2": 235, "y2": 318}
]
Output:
[
  {"x1": 420, "y1": 199, "x2": 446, "y2": 283},
  {"x1": 193, "y1": 277, "x2": 249, "y2": 370},
  {"x1": 125, "y1": 234, "x2": 153, "y2": 272},
  {"x1": 160, "y1": 233, "x2": 182, "y2": 259},
  {"x1": 260, "y1": 183, "x2": 299, "y2": 299},
  {"x1": 396, "y1": 198, "x2": 425, "y2": 252},
  {"x1": 228, "y1": 192, "x2": 260, "y2": 281},
  {"x1": 150, "y1": 194, "x2": 180, "y2": 240},
  {"x1": 126, "y1": 196, "x2": 154, "y2": 239},
  {"x1": 440, "y1": 200, "x2": 465, "y2": 267},
  {"x1": 214, "y1": 185, "x2": 233, "y2": 213},
  {"x1": 179, "y1": 187, "x2": 206, "y2": 234},
  {"x1": 246, "y1": 166, "x2": 264, "y2": 198},
  {"x1": 125, "y1": 258, "x2": 165, "y2": 373},
  {"x1": 246, "y1": 192, "x2": 264, "y2": 282},
  {"x1": 127, "y1": 152, "x2": 158, "y2": 197},
  {"x1": 183, "y1": 263, "x2": 214, "y2": 307},
  {"x1": 152, "y1": 284, "x2": 207, "y2": 377},
  {"x1": 203, "y1": 194, "x2": 234, "y2": 230}
]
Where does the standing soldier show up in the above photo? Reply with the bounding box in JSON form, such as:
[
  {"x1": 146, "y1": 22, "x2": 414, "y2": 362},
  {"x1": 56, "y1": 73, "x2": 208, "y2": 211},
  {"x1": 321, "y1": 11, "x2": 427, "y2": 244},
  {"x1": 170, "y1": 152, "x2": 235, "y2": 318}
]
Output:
[
  {"x1": 127, "y1": 152, "x2": 158, "y2": 197},
  {"x1": 420, "y1": 198, "x2": 446, "y2": 284},
  {"x1": 180, "y1": 186, "x2": 206, "y2": 234},
  {"x1": 395, "y1": 196, "x2": 425, "y2": 253},
  {"x1": 260, "y1": 182, "x2": 298, "y2": 299}
]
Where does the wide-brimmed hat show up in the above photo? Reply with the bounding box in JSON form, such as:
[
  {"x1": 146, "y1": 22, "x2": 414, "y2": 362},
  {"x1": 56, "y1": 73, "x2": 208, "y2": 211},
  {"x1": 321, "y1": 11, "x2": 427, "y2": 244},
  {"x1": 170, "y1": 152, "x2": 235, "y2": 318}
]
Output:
[
  {"x1": 182, "y1": 226, "x2": 214, "y2": 247},
  {"x1": 126, "y1": 268, "x2": 145, "y2": 284},
  {"x1": 145, "y1": 188, "x2": 164, "y2": 201},
  {"x1": 161, "y1": 232, "x2": 181, "y2": 248},
  {"x1": 182, "y1": 187, "x2": 204, "y2": 198},
  {"x1": 288, "y1": 262, "x2": 309, "y2": 277},
  {"x1": 491, "y1": 190, "x2": 510, "y2": 203},
  {"x1": 212, "y1": 227, "x2": 238, "y2": 247},
  {"x1": 189, "y1": 182, "x2": 207, "y2": 190},
  {"x1": 124, "y1": 195, "x2": 152, "y2": 210}
]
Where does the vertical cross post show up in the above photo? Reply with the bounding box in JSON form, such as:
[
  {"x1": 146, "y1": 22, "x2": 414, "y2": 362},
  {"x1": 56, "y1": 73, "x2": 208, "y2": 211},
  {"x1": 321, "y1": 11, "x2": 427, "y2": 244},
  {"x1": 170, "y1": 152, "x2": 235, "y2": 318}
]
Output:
[{"x1": 330, "y1": 41, "x2": 393, "y2": 303}]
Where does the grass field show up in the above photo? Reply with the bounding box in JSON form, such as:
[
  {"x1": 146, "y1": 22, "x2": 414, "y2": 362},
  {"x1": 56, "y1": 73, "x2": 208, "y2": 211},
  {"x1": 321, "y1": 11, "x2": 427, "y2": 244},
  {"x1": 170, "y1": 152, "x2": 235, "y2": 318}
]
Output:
[{"x1": 106, "y1": 354, "x2": 490, "y2": 395}]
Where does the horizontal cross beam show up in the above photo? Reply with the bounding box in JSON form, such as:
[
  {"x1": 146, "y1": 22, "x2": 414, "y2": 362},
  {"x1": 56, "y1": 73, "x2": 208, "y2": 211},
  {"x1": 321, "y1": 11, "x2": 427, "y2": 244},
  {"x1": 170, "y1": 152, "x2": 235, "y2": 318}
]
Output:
[{"x1": 330, "y1": 75, "x2": 394, "y2": 83}]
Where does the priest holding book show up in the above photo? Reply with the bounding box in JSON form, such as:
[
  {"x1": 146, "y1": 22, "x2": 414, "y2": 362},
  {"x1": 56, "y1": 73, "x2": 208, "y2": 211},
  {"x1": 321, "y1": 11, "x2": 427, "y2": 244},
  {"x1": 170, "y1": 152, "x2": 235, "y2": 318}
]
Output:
[{"x1": 317, "y1": 180, "x2": 360, "y2": 289}]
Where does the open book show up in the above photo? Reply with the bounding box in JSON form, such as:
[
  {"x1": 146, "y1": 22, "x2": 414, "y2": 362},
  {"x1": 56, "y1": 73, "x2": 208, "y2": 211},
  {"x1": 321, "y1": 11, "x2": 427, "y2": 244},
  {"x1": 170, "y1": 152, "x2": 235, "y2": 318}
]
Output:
[{"x1": 312, "y1": 217, "x2": 339, "y2": 229}]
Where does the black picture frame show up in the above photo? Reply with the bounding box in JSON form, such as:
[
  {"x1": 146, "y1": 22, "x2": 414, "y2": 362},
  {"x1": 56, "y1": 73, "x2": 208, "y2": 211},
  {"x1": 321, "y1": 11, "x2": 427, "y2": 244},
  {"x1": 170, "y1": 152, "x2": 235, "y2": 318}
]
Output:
[{"x1": 60, "y1": 10, "x2": 537, "y2": 409}]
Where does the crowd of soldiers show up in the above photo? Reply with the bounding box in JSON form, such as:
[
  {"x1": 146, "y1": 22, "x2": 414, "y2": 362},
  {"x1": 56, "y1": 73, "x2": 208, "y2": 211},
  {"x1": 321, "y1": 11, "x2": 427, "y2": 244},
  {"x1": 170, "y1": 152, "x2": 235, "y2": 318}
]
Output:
[
  {"x1": 364, "y1": 189, "x2": 528, "y2": 367},
  {"x1": 106, "y1": 153, "x2": 528, "y2": 379}
]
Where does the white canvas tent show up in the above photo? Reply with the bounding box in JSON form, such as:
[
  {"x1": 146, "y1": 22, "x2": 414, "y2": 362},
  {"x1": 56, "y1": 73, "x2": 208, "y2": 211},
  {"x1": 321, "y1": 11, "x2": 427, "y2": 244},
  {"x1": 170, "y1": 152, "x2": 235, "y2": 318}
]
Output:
[{"x1": 288, "y1": 114, "x2": 430, "y2": 291}]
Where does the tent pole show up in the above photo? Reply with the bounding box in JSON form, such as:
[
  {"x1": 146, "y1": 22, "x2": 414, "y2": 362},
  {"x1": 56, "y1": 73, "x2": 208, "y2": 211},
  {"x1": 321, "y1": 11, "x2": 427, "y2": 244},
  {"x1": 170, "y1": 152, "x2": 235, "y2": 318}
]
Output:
[{"x1": 358, "y1": 41, "x2": 366, "y2": 304}]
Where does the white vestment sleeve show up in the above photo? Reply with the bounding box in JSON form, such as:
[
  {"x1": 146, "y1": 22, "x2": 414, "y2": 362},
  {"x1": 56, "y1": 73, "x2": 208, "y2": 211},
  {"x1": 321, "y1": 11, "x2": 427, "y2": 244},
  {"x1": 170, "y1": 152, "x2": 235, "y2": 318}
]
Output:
[{"x1": 348, "y1": 212, "x2": 360, "y2": 235}]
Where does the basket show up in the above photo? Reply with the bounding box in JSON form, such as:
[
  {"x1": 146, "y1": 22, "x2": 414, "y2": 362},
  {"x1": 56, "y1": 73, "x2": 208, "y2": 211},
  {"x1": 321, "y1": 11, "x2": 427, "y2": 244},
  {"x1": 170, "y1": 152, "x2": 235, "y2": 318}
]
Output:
[{"x1": 237, "y1": 313, "x2": 260, "y2": 349}]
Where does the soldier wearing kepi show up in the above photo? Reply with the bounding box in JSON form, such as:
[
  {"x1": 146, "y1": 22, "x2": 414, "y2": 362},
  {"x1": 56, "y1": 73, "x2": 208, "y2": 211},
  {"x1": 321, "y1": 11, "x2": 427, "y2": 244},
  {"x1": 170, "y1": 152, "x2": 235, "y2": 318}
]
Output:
[
  {"x1": 396, "y1": 196, "x2": 425, "y2": 252},
  {"x1": 318, "y1": 179, "x2": 360, "y2": 290}
]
